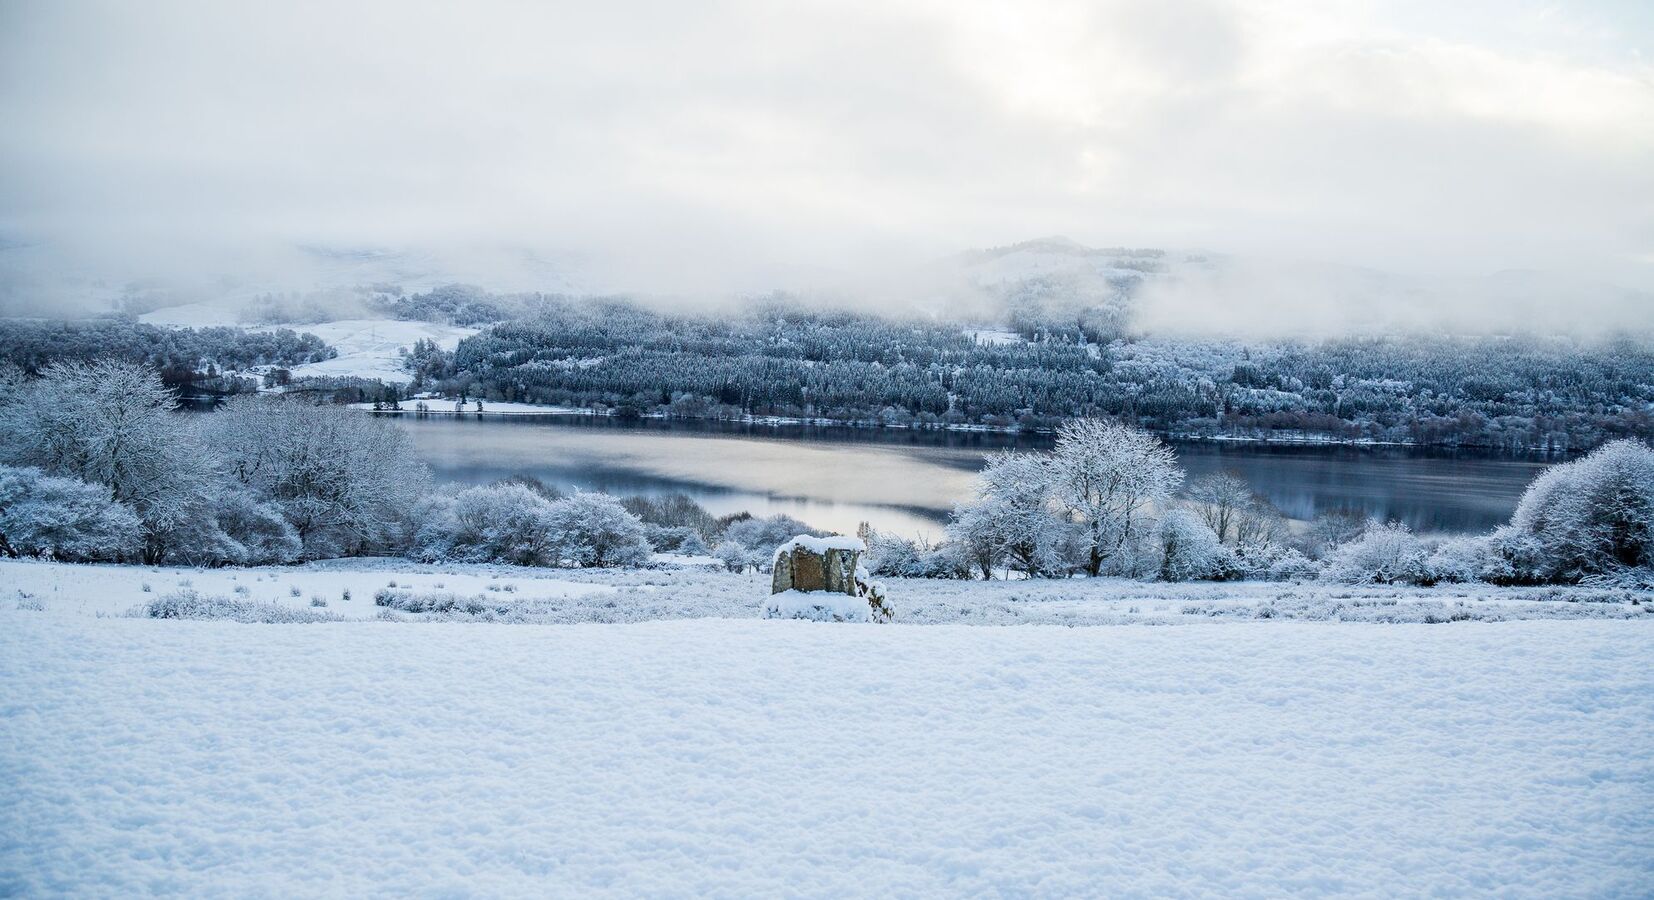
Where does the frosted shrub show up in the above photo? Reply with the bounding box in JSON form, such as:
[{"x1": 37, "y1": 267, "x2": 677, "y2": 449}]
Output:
[
  {"x1": 411, "y1": 486, "x2": 650, "y2": 568},
  {"x1": 137, "y1": 589, "x2": 338, "y2": 623},
  {"x1": 1505, "y1": 440, "x2": 1654, "y2": 582},
  {"x1": 1233, "y1": 543, "x2": 1319, "y2": 581},
  {"x1": 622, "y1": 494, "x2": 719, "y2": 544},
  {"x1": 1321, "y1": 522, "x2": 1430, "y2": 585},
  {"x1": 0, "y1": 465, "x2": 142, "y2": 561},
  {"x1": 715, "y1": 514, "x2": 823, "y2": 572},
  {"x1": 1156, "y1": 509, "x2": 1234, "y2": 581},
  {"x1": 373, "y1": 588, "x2": 505, "y2": 616},
  {"x1": 1486, "y1": 525, "x2": 1546, "y2": 584},
  {"x1": 1424, "y1": 535, "x2": 1503, "y2": 584},
  {"x1": 644, "y1": 524, "x2": 708, "y2": 555},
  {"x1": 546, "y1": 492, "x2": 652, "y2": 567},
  {"x1": 159, "y1": 490, "x2": 303, "y2": 567},
  {"x1": 442, "y1": 483, "x2": 562, "y2": 565}
]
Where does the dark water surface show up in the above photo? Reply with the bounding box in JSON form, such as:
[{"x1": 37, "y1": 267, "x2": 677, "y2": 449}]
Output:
[{"x1": 389, "y1": 414, "x2": 1559, "y2": 538}]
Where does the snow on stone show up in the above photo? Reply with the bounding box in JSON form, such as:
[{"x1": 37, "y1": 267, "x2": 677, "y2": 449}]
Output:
[
  {"x1": 1, "y1": 611, "x2": 1649, "y2": 895},
  {"x1": 771, "y1": 534, "x2": 865, "y2": 562}
]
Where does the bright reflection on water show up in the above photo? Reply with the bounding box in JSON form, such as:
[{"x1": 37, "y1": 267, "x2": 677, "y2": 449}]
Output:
[{"x1": 390, "y1": 415, "x2": 1559, "y2": 538}]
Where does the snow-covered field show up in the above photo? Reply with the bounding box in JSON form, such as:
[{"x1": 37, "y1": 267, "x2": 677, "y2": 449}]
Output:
[
  {"x1": 6, "y1": 558, "x2": 1649, "y2": 625},
  {"x1": 4, "y1": 559, "x2": 1652, "y2": 895},
  {"x1": 278, "y1": 319, "x2": 477, "y2": 384},
  {"x1": 138, "y1": 306, "x2": 476, "y2": 384}
]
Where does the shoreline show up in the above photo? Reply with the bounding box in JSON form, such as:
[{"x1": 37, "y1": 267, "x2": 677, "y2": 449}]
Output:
[{"x1": 352, "y1": 402, "x2": 1577, "y2": 455}]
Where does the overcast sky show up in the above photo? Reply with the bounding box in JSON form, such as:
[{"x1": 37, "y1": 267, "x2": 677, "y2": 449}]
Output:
[{"x1": 1, "y1": 0, "x2": 1651, "y2": 319}]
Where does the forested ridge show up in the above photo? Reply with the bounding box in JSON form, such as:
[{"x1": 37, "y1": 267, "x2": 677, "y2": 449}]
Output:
[
  {"x1": 2, "y1": 286, "x2": 1650, "y2": 451},
  {"x1": 403, "y1": 295, "x2": 1653, "y2": 451}
]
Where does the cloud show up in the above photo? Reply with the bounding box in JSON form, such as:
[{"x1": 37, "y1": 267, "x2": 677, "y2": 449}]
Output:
[{"x1": 1, "y1": 0, "x2": 1651, "y2": 326}]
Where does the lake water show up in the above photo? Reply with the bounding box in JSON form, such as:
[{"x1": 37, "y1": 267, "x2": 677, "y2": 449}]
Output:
[{"x1": 389, "y1": 415, "x2": 1560, "y2": 538}]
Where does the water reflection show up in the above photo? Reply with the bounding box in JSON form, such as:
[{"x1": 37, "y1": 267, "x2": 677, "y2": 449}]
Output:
[{"x1": 390, "y1": 414, "x2": 1559, "y2": 537}]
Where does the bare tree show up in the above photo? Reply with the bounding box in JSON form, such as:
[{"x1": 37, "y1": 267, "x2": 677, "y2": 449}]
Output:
[{"x1": 1185, "y1": 472, "x2": 1251, "y2": 544}]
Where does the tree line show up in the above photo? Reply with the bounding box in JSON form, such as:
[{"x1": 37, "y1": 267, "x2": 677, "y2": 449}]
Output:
[
  {"x1": 0, "y1": 317, "x2": 335, "y2": 395},
  {"x1": 858, "y1": 420, "x2": 1654, "y2": 587},
  {"x1": 400, "y1": 296, "x2": 1651, "y2": 451},
  {"x1": 1, "y1": 359, "x2": 1648, "y2": 587}
]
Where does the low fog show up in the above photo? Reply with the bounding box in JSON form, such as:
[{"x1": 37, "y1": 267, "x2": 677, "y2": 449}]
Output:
[{"x1": 2, "y1": 0, "x2": 1651, "y2": 334}]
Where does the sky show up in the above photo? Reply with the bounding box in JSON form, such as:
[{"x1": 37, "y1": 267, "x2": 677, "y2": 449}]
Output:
[{"x1": 1, "y1": 0, "x2": 1651, "y2": 327}]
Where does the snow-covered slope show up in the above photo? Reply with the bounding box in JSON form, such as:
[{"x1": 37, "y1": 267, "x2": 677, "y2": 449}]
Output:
[
  {"x1": 133, "y1": 306, "x2": 477, "y2": 384},
  {"x1": 3, "y1": 606, "x2": 1649, "y2": 896},
  {"x1": 278, "y1": 319, "x2": 476, "y2": 384}
]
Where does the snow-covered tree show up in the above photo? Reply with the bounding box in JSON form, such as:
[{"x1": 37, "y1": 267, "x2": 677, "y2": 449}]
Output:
[
  {"x1": 1156, "y1": 509, "x2": 1233, "y2": 581},
  {"x1": 1049, "y1": 418, "x2": 1183, "y2": 576},
  {"x1": 200, "y1": 395, "x2": 429, "y2": 558},
  {"x1": 0, "y1": 465, "x2": 142, "y2": 561},
  {"x1": 947, "y1": 450, "x2": 1077, "y2": 578},
  {"x1": 863, "y1": 529, "x2": 970, "y2": 579},
  {"x1": 546, "y1": 491, "x2": 651, "y2": 567},
  {"x1": 1505, "y1": 439, "x2": 1654, "y2": 581},
  {"x1": 0, "y1": 360, "x2": 211, "y2": 562},
  {"x1": 946, "y1": 500, "x2": 1003, "y2": 580}
]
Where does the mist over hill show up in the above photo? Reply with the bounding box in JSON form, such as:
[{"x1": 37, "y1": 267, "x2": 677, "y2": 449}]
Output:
[{"x1": 4, "y1": 234, "x2": 1649, "y2": 340}]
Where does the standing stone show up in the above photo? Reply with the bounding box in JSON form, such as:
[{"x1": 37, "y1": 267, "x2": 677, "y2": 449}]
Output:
[
  {"x1": 772, "y1": 539, "x2": 858, "y2": 594},
  {"x1": 767, "y1": 535, "x2": 893, "y2": 623}
]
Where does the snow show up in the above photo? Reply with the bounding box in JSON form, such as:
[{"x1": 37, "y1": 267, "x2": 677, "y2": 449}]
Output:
[
  {"x1": 0, "y1": 558, "x2": 616, "y2": 619},
  {"x1": 5, "y1": 558, "x2": 1650, "y2": 625},
  {"x1": 762, "y1": 588, "x2": 870, "y2": 622},
  {"x1": 2, "y1": 604, "x2": 1650, "y2": 896},
  {"x1": 964, "y1": 328, "x2": 1025, "y2": 345},
  {"x1": 134, "y1": 308, "x2": 477, "y2": 385},
  {"x1": 772, "y1": 534, "x2": 866, "y2": 561},
  {"x1": 279, "y1": 319, "x2": 477, "y2": 384}
]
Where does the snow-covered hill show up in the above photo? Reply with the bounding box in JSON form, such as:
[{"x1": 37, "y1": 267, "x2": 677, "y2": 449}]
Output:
[{"x1": 950, "y1": 236, "x2": 1200, "y2": 288}]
